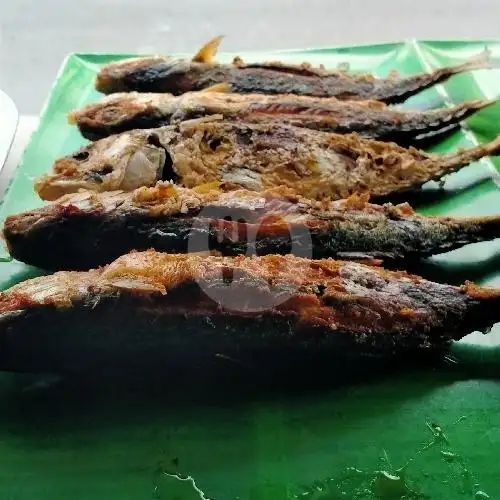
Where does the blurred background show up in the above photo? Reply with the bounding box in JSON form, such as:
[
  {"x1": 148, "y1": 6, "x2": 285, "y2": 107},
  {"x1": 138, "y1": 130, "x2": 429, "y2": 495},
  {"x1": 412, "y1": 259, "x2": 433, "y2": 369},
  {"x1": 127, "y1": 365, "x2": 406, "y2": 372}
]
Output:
[{"x1": 1, "y1": 0, "x2": 499, "y2": 114}]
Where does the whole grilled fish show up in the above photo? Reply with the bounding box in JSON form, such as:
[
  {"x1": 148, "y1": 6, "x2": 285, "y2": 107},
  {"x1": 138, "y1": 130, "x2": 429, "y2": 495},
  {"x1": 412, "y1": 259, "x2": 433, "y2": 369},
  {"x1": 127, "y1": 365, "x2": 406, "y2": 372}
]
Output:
[
  {"x1": 68, "y1": 89, "x2": 494, "y2": 142},
  {"x1": 95, "y1": 36, "x2": 490, "y2": 103},
  {"x1": 0, "y1": 250, "x2": 498, "y2": 373},
  {"x1": 6, "y1": 184, "x2": 500, "y2": 271},
  {"x1": 35, "y1": 117, "x2": 500, "y2": 202}
]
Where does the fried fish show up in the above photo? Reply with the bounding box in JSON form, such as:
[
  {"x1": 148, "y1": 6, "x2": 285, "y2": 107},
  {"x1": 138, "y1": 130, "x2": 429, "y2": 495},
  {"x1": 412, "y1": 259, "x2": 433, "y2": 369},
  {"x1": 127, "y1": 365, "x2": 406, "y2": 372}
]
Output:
[
  {"x1": 95, "y1": 36, "x2": 489, "y2": 103},
  {"x1": 35, "y1": 117, "x2": 500, "y2": 202},
  {"x1": 69, "y1": 89, "x2": 494, "y2": 142},
  {"x1": 0, "y1": 250, "x2": 498, "y2": 373},
  {"x1": 6, "y1": 184, "x2": 500, "y2": 271}
]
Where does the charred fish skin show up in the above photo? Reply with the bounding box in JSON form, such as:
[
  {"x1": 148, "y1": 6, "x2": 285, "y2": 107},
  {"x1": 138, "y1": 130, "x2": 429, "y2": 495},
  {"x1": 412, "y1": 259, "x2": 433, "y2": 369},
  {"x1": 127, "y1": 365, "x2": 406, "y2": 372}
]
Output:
[
  {"x1": 35, "y1": 117, "x2": 500, "y2": 202},
  {"x1": 6, "y1": 185, "x2": 500, "y2": 271},
  {"x1": 94, "y1": 37, "x2": 489, "y2": 103},
  {"x1": 69, "y1": 91, "x2": 495, "y2": 143},
  {"x1": 0, "y1": 251, "x2": 498, "y2": 373}
]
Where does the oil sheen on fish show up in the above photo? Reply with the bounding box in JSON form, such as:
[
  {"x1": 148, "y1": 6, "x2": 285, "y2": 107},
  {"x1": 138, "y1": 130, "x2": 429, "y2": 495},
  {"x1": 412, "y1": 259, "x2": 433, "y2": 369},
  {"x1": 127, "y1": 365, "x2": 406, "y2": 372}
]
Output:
[
  {"x1": 68, "y1": 89, "x2": 494, "y2": 142},
  {"x1": 0, "y1": 250, "x2": 498, "y2": 373},
  {"x1": 7, "y1": 184, "x2": 500, "y2": 271},
  {"x1": 35, "y1": 117, "x2": 500, "y2": 202},
  {"x1": 94, "y1": 36, "x2": 490, "y2": 104}
]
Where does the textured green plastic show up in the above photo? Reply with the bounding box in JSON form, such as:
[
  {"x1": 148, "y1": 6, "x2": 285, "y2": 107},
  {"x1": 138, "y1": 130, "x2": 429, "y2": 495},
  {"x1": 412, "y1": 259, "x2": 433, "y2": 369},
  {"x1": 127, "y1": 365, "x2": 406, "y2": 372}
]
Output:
[{"x1": 0, "y1": 40, "x2": 500, "y2": 499}]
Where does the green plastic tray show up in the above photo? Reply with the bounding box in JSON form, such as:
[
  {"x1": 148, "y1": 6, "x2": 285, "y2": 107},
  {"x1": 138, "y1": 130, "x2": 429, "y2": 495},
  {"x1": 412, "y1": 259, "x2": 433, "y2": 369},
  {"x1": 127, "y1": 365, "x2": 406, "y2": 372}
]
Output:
[{"x1": 0, "y1": 40, "x2": 500, "y2": 499}]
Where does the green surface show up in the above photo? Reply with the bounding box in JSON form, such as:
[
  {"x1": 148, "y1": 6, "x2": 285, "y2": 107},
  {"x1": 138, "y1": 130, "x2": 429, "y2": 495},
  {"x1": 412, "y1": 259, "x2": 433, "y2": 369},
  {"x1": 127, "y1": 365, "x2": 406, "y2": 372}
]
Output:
[{"x1": 1, "y1": 40, "x2": 500, "y2": 499}]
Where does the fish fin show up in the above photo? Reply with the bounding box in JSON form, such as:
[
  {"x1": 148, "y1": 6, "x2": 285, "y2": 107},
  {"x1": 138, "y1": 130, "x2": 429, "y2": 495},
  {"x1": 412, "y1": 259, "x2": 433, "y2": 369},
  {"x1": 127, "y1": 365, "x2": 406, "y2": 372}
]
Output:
[
  {"x1": 200, "y1": 82, "x2": 232, "y2": 93},
  {"x1": 335, "y1": 253, "x2": 384, "y2": 267},
  {"x1": 189, "y1": 250, "x2": 223, "y2": 257},
  {"x1": 342, "y1": 192, "x2": 371, "y2": 210},
  {"x1": 178, "y1": 114, "x2": 225, "y2": 131},
  {"x1": 440, "y1": 48, "x2": 491, "y2": 75},
  {"x1": 192, "y1": 182, "x2": 223, "y2": 194},
  {"x1": 246, "y1": 61, "x2": 326, "y2": 77},
  {"x1": 192, "y1": 35, "x2": 224, "y2": 63}
]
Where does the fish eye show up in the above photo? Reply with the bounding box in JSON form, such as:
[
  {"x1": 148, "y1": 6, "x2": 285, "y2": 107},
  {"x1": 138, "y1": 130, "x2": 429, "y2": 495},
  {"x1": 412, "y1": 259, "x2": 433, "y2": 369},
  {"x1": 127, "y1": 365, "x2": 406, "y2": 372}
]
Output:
[
  {"x1": 147, "y1": 133, "x2": 163, "y2": 148},
  {"x1": 98, "y1": 165, "x2": 113, "y2": 175},
  {"x1": 208, "y1": 137, "x2": 222, "y2": 151},
  {"x1": 72, "y1": 151, "x2": 90, "y2": 161}
]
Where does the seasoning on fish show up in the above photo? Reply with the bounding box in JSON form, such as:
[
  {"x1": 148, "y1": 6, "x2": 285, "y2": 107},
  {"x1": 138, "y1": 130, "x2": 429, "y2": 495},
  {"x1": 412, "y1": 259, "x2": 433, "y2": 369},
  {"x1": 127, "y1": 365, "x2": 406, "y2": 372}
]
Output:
[
  {"x1": 94, "y1": 36, "x2": 490, "y2": 103},
  {"x1": 68, "y1": 89, "x2": 494, "y2": 142},
  {"x1": 34, "y1": 117, "x2": 500, "y2": 202},
  {"x1": 7, "y1": 184, "x2": 500, "y2": 271},
  {"x1": 0, "y1": 250, "x2": 498, "y2": 373}
]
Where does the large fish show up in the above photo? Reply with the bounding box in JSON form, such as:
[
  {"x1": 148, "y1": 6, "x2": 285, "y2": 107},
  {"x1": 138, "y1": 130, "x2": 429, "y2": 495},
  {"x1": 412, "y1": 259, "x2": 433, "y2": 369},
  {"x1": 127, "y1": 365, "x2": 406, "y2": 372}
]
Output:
[
  {"x1": 35, "y1": 117, "x2": 500, "y2": 202},
  {"x1": 0, "y1": 250, "x2": 498, "y2": 373},
  {"x1": 68, "y1": 89, "x2": 494, "y2": 142},
  {"x1": 6, "y1": 184, "x2": 500, "y2": 271},
  {"x1": 95, "y1": 36, "x2": 490, "y2": 103}
]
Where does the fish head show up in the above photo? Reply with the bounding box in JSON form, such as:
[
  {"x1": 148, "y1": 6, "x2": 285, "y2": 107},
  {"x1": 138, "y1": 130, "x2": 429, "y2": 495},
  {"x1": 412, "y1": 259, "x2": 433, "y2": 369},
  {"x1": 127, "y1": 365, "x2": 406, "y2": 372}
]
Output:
[
  {"x1": 68, "y1": 93, "x2": 174, "y2": 140},
  {"x1": 35, "y1": 131, "x2": 172, "y2": 201},
  {"x1": 95, "y1": 37, "x2": 225, "y2": 94},
  {"x1": 95, "y1": 57, "x2": 218, "y2": 95},
  {"x1": 95, "y1": 56, "x2": 179, "y2": 94}
]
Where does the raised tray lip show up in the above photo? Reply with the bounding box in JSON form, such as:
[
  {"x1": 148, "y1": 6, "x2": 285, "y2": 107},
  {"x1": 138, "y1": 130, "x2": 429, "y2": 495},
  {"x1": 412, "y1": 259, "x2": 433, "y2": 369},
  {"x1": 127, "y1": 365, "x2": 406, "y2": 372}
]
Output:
[
  {"x1": 0, "y1": 89, "x2": 18, "y2": 174},
  {"x1": 68, "y1": 37, "x2": 500, "y2": 59}
]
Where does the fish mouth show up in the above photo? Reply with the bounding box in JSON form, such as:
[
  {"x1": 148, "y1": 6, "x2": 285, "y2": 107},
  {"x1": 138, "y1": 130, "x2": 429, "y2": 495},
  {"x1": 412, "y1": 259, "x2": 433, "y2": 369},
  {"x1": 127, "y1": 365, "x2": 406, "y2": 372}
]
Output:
[
  {"x1": 35, "y1": 132, "x2": 174, "y2": 201},
  {"x1": 35, "y1": 175, "x2": 102, "y2": 201},
  {"x1": 95, "y1": 73, "x2": 115, "y2": 93}
]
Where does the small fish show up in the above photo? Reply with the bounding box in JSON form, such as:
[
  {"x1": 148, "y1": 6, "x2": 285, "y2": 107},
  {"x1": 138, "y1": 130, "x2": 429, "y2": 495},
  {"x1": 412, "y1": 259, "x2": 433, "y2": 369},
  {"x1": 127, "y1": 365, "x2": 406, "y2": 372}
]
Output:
[
  {"x1": 68, "y1": 90, "x2": 495, "y2": 142},
  {"x1": 0, "y1": 250, "x2": 499, "y2": 373},
  {"x1": 35, "y1": 117, "x2": 500, "y2": 202},
  {"x1": 6, "y1": 185, "x2": 500, "y2": 271},
  {"x1": 94, "y1": 36, "x2": 490, "y2": 103}
]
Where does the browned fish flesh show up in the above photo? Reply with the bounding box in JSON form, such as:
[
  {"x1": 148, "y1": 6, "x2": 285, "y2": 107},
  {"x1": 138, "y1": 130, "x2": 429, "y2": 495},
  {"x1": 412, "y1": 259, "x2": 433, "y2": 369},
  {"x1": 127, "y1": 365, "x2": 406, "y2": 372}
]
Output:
[
  {"x1": 35, "y1": 117, "x2": 500, "y2": 202},
  {"x1": 0, "y1": 250, "x2": 498, "y2": 373},
  {"x1": 68, "y1": 89, "x2": 494, "y2": 142},
  {"x1": 6, "y1": 184, "x2": 500, "y2": 271},
  {"x1": 94, "y1": 36, "x2": 490, "y2": 103}
]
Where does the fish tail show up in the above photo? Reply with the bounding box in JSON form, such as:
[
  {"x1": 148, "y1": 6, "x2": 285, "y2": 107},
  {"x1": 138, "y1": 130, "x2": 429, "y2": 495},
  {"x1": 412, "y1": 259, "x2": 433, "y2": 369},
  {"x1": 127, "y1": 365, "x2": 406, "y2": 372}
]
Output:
[
  {"x1": 439, "y1": 48, "x2": 491, "y2": 76},
  {"x1": 385, "y1": 50, "x2": 491, "y2": 103},
  {"x1": 461, "y1": 281, "x2": 500, "y2": 333},
  {"x1": 401, "y1": 99, "x2": 495, "y2": 134},
  {"x1": 420, "y1": 50, "x2": 491, "y2": 89},
  {"x1": 438, "y1": 134, "x2": 500, "y2": 172},
  {"x1": 433, "y1": 99, "x2": 495, "y2": 124},
  {"x1": 454, "y1": 212, "x2": 500, "y2": 243}
]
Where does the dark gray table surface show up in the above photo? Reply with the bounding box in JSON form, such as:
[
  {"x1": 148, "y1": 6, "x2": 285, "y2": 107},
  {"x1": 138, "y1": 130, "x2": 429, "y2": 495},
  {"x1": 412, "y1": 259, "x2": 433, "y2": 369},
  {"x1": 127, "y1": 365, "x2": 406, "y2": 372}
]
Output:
[{"x1": 1, "y1": 0, "x2": 499, "y2": 115}]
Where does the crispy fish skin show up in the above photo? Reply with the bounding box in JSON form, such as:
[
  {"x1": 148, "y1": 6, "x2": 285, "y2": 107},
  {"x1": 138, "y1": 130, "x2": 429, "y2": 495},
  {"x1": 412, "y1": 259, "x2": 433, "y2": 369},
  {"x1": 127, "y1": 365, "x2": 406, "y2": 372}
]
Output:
[
  {"x1": 94, "y1": 48, "x2": 489, "y2": 104},
  {"x1": 35, "y1": 117, "x2": 500, "y2": 202},
  {"x1": 6, "y1": 185, "x2": 500, "y2": 271},
  {"x1": 68, "y1": 91, "x2": 494, "y2": 142},
  {"x1": 0, "y1": 250, "x2": 498, "y2": 373}
]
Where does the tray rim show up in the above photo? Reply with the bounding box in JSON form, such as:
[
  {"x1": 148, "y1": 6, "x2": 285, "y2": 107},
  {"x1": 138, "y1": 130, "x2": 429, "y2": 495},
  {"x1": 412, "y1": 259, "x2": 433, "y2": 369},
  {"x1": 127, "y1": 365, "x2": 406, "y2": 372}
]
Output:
[
  {"x1": 0, "y1": 89, "x2": 18, "y2": 175},
  {"x1": 69, "y1": 37, "x2": 500, "y2": 59}
]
